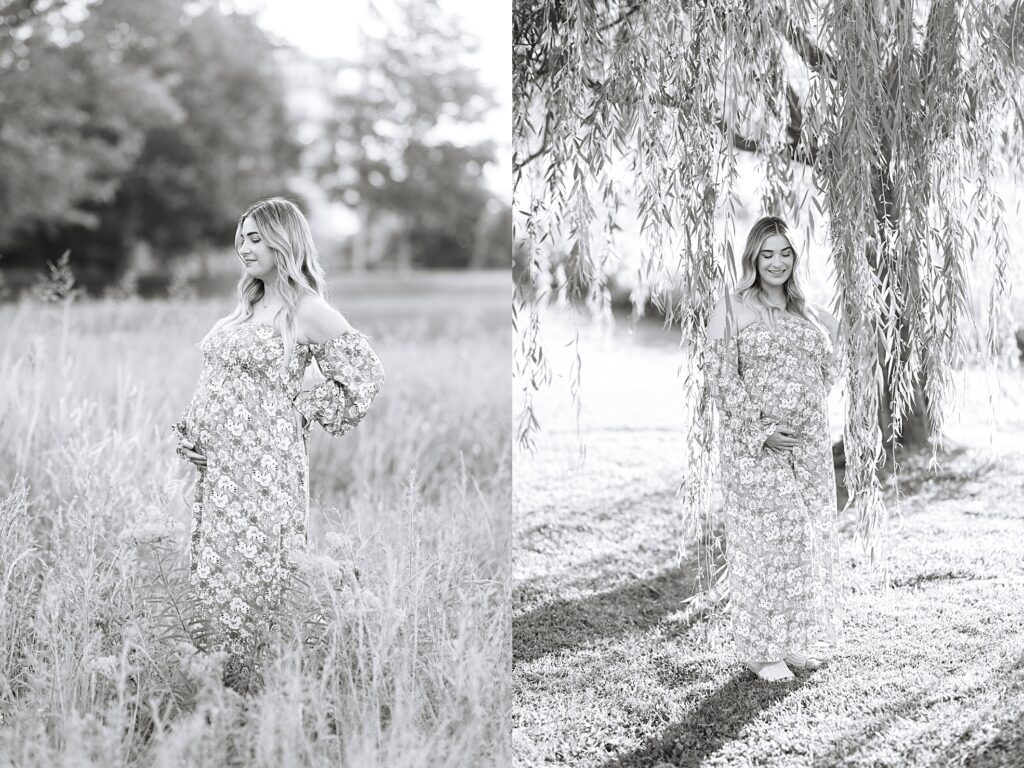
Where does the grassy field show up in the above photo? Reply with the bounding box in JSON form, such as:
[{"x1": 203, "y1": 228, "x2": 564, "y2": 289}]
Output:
[
  {"x1": 514, "y1": 308, "x2": 1024, "y2": 768},
  {"x1": 0, "y1": 270, "x2": 510, "y2": 767}
]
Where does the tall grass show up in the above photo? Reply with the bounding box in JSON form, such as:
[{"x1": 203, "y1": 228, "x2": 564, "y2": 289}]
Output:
[{"x1": 0, "y1": 272, "x2": 510, "y2": 766}]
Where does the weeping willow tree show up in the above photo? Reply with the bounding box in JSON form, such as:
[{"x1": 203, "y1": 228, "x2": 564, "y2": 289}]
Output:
[{"x1": 513, "y1": 0, "x2": 1024, "y2": 583}]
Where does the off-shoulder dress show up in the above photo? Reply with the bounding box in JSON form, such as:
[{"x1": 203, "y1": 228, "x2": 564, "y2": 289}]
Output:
[
  {"x1": 704, "y1": 310, "x2": 841, "y2": 662},
  {"x1": 174, "y1": 321, "x2": 383, "y2": 690}
]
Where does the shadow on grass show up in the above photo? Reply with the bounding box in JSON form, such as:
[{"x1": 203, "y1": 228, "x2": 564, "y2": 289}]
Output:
[
  {"x1": 887, "y1": 445, "x2": 1005, "y2": 501},
  {"x1": 937, "y1": 652, "x2": 1024, "y2": 768},
  {"x1": 956, "y1": 710, "x2": 1024, "y2": 767},
  {"x1": 513, "y1": 563, "x2": 700, "y2": 665},
  {"x1": 809, "y1": 652, "x2": 1024, "y2": 767},
  {"x1": 598, "y1": 673, "x2": 800, "y2": 768},
  {"x1": 596, "y1": 650, "x2": 1022, "y2": 767}
]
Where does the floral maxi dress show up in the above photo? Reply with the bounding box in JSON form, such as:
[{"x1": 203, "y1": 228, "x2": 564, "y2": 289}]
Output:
[
  {"x1": 704, "y1": 311, "x2": 841, "y2": 661},
  {"x1": 174, "y1": 322, "x2": 384, "y2": 690}
]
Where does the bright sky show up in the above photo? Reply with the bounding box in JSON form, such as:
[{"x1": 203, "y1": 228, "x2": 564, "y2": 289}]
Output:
[{"x1": 234, "y1": 0, "x2": 510, "y2": 201}]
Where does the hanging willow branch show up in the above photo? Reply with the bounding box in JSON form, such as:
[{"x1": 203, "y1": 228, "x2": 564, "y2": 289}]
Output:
[{"x1": 513, "y1": 0, "x2": 1024, "y2": 596}]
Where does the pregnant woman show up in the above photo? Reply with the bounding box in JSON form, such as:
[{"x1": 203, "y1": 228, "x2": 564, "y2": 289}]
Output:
[
  {"x1": 173, "y1": 197, "x2": 384, "y2": 693},
  {"x1": 704, "y1": 216, "x2": 843, "y2": 682}
]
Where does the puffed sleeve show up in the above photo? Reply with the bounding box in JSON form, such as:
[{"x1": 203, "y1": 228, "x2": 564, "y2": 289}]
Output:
[
  {"x1": 704, "y1": 337, "x2": 778, "y2": 457},
  {"x1": 292, "y1": 331, "x2": 384, "y2": 438}
]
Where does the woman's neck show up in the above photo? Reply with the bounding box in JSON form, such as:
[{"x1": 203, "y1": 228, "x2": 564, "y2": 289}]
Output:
[
  {"x1": 761, "y1": 285, "x2": 787, "y2": 309},
  {"x1": 259, "y1": 278, "x2": 281, "y2": 308}
]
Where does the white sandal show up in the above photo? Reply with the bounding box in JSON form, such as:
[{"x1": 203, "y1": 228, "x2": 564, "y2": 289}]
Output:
[
  {"x1": 784, "y1": 651, "x2": 824, "y2": 670},
  {"x1": 743, "y1": 659, "x2": 795, "y2": 681}
]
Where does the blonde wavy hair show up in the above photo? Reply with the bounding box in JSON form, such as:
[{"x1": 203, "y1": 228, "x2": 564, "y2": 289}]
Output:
[
  {"x1": 733, "y1": 215, "x2": 829, "y2": 342},
  {"x1": 200, "y1": 197, "x2": 329, "y2": 370}
]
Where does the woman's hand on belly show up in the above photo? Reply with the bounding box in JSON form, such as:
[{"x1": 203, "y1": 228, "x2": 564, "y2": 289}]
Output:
[
  {"x1": 176, "y1": 438, "x2": 207, "y2": 468},
  {"x1": 764, "y1": 428, "x2": 800, "y2": 454},
  {"x1": 759, "y1": 413, "x2": 802, "y2": 453}
]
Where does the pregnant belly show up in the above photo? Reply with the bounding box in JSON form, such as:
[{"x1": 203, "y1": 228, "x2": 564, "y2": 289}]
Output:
[
  {"x1": 754, "y1": 390, "x2": 827, "y2": 442},
  {"x1": 186, "y1": 383, "x2": 303, "y2": 460},
  {"x1": 183, "y1": 387, "x2": 222, "y2": 455}
]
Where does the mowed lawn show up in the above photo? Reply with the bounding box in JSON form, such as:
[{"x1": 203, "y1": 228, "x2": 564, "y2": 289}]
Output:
[
  {"x1": 0, "y1": 270, "x2": 510, "y2": 767},
  {"x1": 514, "y1": 308, "x2": 1024, "y2": 768}
]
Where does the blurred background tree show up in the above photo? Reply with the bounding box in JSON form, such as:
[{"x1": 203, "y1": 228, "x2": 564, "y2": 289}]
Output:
[
  {"x1": 0, "y1": 0, "x2": 506, "y2": 294},
  {"x1": 318, "y1": 0, "x2": 503, "y2": 270},
  {"x1": 0, "y1": 0, "x2": 296, "y2": 292}
]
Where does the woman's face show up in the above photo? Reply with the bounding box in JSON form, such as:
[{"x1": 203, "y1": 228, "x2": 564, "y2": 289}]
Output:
[
  {"x1": 756, "y1": 233, "x2": 794, "y2": 289},
  {"x1": 237, "y1": 217, "x2": 276, "y2": 281}
]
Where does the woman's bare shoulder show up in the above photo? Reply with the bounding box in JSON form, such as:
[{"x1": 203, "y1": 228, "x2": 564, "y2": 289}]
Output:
[
  {"x1": 809, "y1": 302, "x2": 839, "y2": 335},
  {"x1": 295, "y1": 294, "x2": 353, "y2": 345},
  {"x1": 707, "y1": 293, "x2": 756, "y2": 339}
]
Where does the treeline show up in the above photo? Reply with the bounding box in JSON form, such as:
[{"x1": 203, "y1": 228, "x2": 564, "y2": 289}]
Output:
[{"x1": 0, "y1": 0, "x2": 506, "y2": 295}]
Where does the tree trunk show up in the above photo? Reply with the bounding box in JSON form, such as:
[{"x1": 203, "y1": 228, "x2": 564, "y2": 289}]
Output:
[
  {"x1": 832, "y1": 145, "x2": 935, "y2": 491},
  {"x1": 833, "y1": 151, "x2": 935, "y2": 489},
  {"x1": 871, "y1": 154, "x2": 934, "y2": 465},
  {"x1": 878, "y1": 358, "x2": 932, "y2": 466}
]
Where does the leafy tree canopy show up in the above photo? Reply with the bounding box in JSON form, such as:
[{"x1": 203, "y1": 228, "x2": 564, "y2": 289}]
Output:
[
  {"x1": 317, "y1": 0, "x2": 503, "y2": 269},
  {"x1": 0, "y1": 0, "x2": 297, "y2": 288}
]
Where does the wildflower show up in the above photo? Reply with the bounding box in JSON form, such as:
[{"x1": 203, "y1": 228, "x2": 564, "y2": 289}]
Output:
[{"x1": 88, "y1": 655, "x2": 120, "y2": 680}]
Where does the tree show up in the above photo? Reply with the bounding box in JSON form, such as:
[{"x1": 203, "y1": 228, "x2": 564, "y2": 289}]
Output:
[
  {"x1": 111, "y1": 6, "x2": 299, "y2": 265},
  {"x1": 472, "y1": 202, "x2": 513, "y2": 269},
  {"x1": 513, "y1": 1, "x2": 1024, "y2": 569},
  {"x1": 0, "y1": 0, "x2": 298, "y2": 290},
  {"x1": 0, "y1": 0, "x2": 184, "y2": 246},
  {"x1": 0, "y1": 0, "x2": 73, "y2": 50},
  {"x1": 316, "y1": 0, "x2": 500, "y2": 269}
]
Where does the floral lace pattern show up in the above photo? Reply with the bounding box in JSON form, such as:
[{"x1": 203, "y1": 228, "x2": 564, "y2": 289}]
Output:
[
  {"x1": 704, "y1": 311, "x2": 841, "y2": 661},
  {"x1": 293, "y1": 333, "x2": 385, "y2": 440},
  {"x1": 174, "y1": 323, "x2": 383, "y2": 690}
]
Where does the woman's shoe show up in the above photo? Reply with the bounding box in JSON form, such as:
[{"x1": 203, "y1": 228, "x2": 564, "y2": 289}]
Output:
[
  {"x1": 784, "y1": 651, "x2": 823, "y2": 671},
  {"x1": 743, "y1": 659, "x2": 795, "y2": 681}
]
